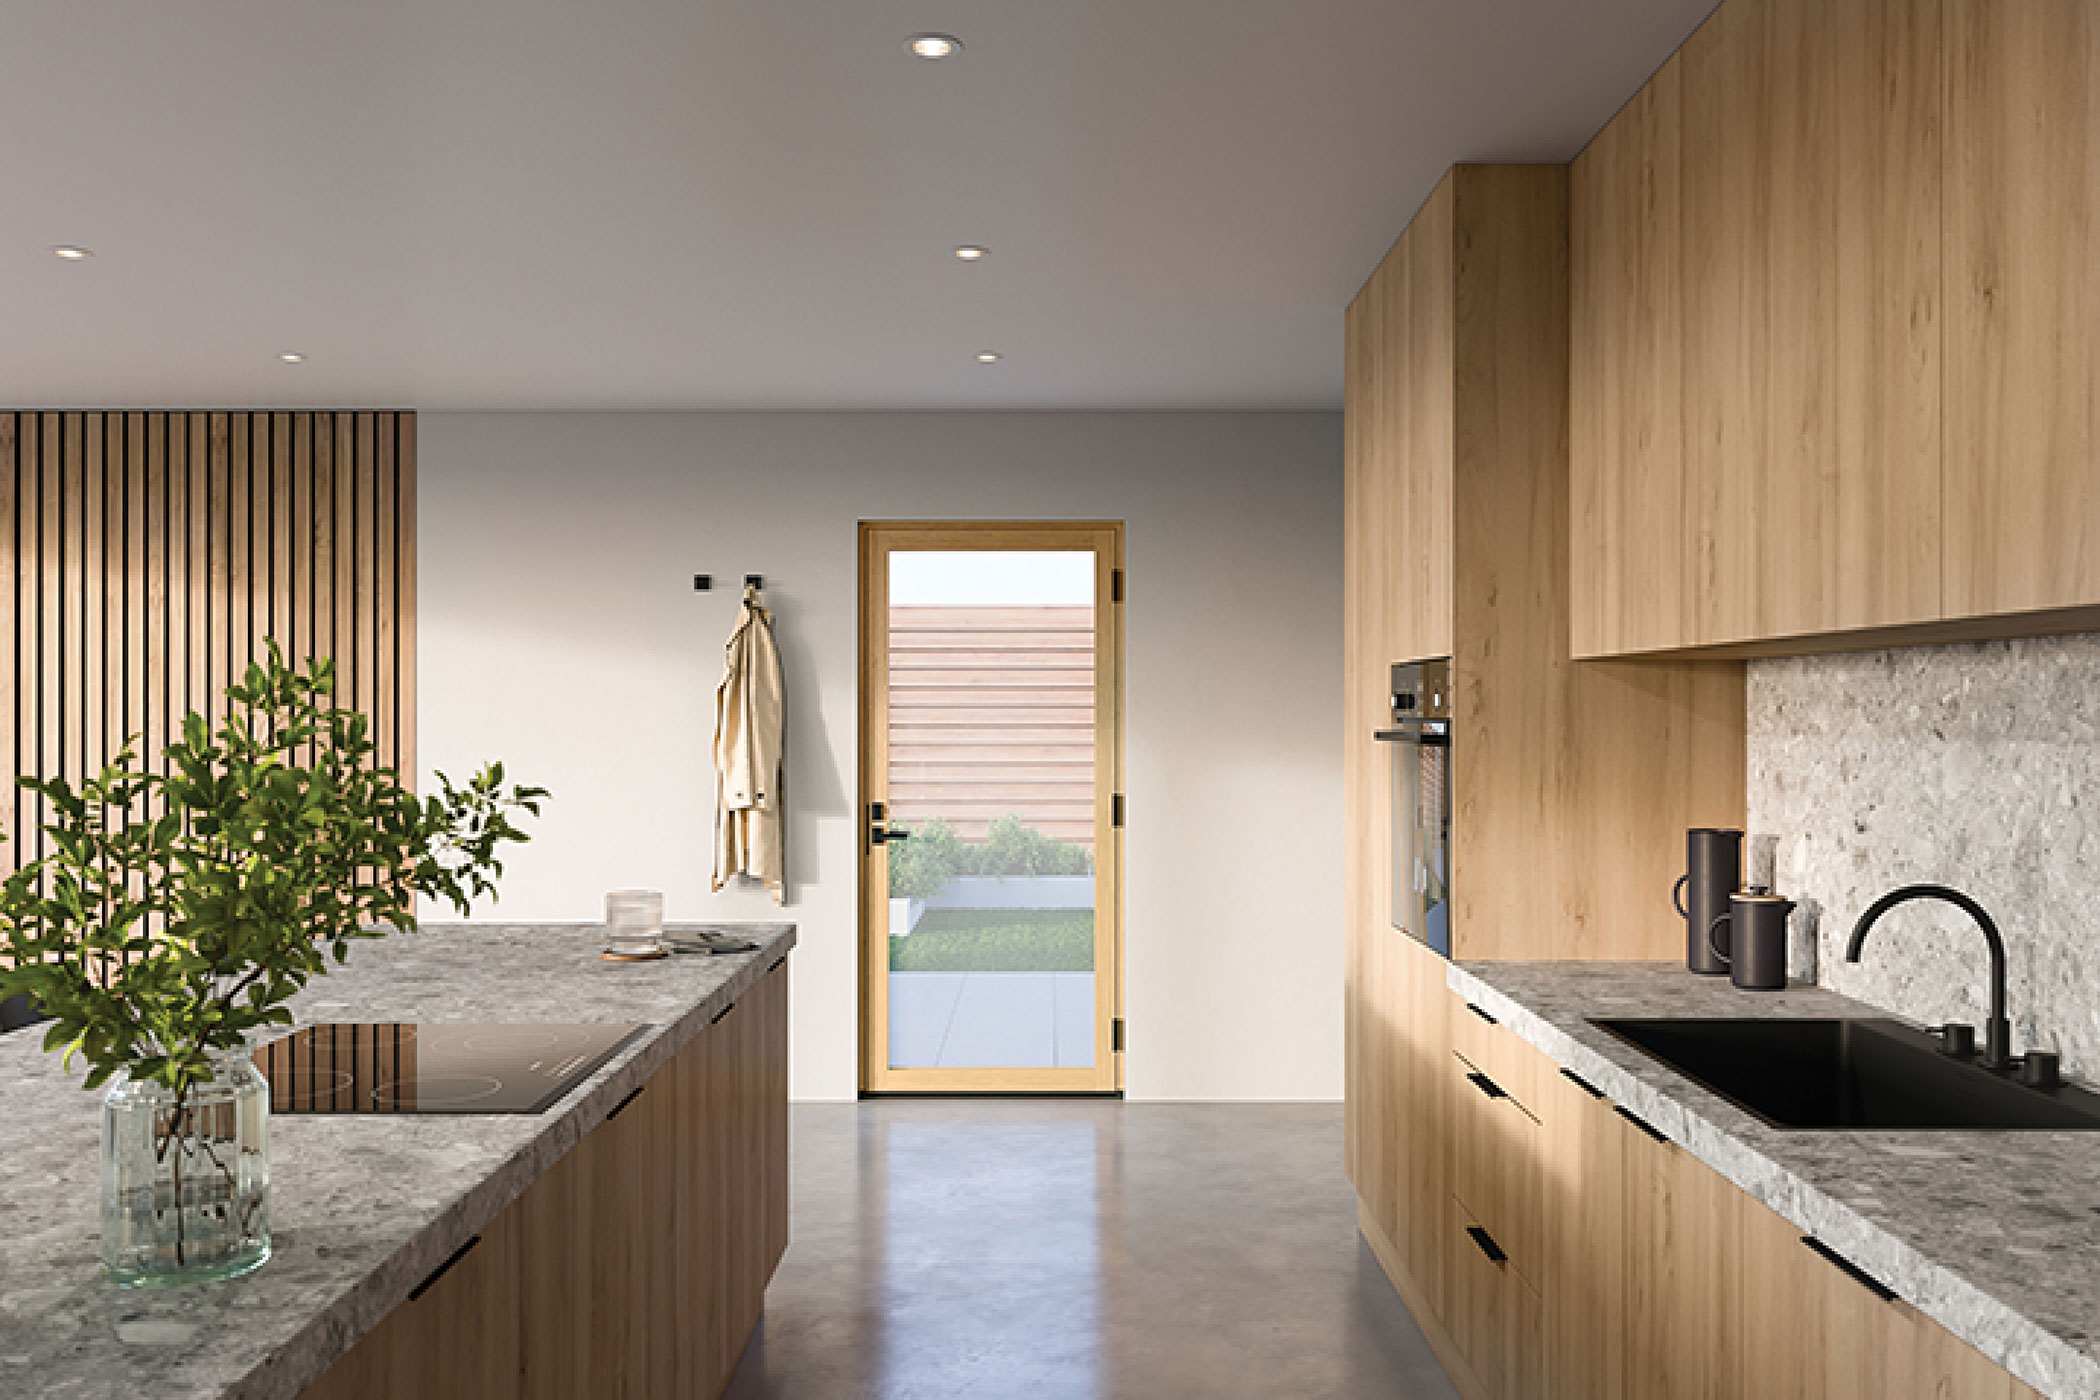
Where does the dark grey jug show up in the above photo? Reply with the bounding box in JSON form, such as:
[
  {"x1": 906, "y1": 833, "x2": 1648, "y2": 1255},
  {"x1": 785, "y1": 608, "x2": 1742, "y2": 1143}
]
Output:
[{"x1": 1674, "y1": 828, "x2": 1743, "y2": 976}]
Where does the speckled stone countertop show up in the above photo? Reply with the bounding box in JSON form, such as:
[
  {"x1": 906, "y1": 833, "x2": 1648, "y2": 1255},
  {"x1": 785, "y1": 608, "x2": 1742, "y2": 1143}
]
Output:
[
  {"x1": 0, "y1": 921, "x2": 795, "y2": 1400},
  {"x1": 1450, "y1": 961, "x2": 2100, "y2": 1400}
]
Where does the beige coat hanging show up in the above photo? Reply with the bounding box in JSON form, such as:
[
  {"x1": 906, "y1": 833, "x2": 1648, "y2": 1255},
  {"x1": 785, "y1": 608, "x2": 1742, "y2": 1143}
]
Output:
[{"x1": 712, "y1": 587, "x2": 785, "y2": 901}]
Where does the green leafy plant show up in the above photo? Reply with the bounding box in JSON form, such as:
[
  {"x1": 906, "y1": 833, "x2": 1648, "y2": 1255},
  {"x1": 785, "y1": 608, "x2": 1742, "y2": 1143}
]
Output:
[
  {"x1": 885, "y1": 814, "x2": 1094, "y2": 898},
  {"x1": 887, "y1": 817, "x2": 963, "y2": 900},
  {"x1": 0, "y1": 642, "x2": 545, "y2": 1101},
  {"x1": 977, "y1": 814, "x2": 1093, "y2": 878}
]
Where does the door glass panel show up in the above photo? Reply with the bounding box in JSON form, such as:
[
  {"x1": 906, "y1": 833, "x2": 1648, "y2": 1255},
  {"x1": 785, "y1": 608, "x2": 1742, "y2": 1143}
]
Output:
[{"x1": 886, "y1": 551, "x2": 1097, "y2": 1071}]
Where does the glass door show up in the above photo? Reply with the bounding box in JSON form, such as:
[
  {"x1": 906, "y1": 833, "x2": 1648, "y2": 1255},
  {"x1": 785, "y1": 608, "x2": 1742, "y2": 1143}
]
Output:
[{"x1": 860, "y1": 523, "x2": 1122, "y2": 1093}]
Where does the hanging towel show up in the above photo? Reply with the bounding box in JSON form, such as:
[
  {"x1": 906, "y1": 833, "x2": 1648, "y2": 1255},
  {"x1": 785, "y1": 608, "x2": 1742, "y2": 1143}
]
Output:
[{"x1": 712, "y1": 586, "x2": 786, "y2": 902}]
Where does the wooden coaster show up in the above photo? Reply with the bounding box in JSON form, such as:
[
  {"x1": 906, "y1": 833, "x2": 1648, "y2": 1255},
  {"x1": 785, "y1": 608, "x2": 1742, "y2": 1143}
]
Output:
[{"x1": 600, "y1": 948, "x2": 669, "y2": 963}]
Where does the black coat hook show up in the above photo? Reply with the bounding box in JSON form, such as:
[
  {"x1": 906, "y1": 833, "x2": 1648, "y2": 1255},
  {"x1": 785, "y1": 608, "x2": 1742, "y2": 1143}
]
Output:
[
  {"x1": 744, "y1": 574, "x2": 763, "y2": 590},
  {"x1": 693, "y1": 574, "x2": 712, "y2": 591}
]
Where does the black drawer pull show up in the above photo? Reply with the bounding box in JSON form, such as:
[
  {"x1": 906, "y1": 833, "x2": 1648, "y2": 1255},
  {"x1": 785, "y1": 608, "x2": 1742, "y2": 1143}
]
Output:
[
  {"x1": 712, "y1": 999, "x2": 739, "y2": 1025},
  {"x1": 1466, "y1": 1071, "x2": 1508, "y2": 1101},
  {"x1": 1466, "y1": 1002, "x2": 1498, "y2": 1025},
  {"x1": 1466, "y1": 1226, "x2": 1507, "y2": 1264},
  {"x1": 409, "y1": 1234, "x2": 482, "y2": 1301},
  {"x1": 1801, "y1": 1237, "x2": 1898, "y2": 1302},
  {"x1": 606, "y1": 1084, "x2": 646, "y2": 1119},
  {"x1": 768, "y1": 956, "x2": 787, "y2": 974},
  {"x1": 1560, "y1": 1067, "x2": 1607, "y2": 1100},
  {"x1": 1615, "y1": 1104, "x2": 1669, "y2": 1144}
]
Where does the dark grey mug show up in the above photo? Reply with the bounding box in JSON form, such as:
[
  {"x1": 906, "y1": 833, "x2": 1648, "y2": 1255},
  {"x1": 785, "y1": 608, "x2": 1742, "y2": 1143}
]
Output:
[{"x1": 1708, "y1": 893, "x2": 1794, "y2": 991}]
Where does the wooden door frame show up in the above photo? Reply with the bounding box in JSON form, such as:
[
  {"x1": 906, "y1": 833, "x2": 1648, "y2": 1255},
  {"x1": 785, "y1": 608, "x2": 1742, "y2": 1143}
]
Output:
[{"x1": 858, "y1": 521, "x2": 1124, "y2": 1094}]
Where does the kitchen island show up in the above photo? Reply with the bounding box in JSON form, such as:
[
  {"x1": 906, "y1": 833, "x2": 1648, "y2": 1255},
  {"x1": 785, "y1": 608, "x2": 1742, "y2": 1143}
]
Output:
[{"x1": 0, "y1": 921, "x2": 793, "y2": 1400}]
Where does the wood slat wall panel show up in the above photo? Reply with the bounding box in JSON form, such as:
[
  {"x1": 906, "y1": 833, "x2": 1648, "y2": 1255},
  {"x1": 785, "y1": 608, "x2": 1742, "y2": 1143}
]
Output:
[
  {"x1": 0, "y1": 412, "x2": 415, "y2": 876},
  {"x1": 886, "y1": 603, "x2": 1096, "y2": 846}
]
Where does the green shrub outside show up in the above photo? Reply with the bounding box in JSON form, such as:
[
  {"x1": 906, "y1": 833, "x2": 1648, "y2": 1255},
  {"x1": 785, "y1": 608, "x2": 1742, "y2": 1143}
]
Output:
[{"x1": 886, "y1": 814, "x2": 1093, "y2": 900}]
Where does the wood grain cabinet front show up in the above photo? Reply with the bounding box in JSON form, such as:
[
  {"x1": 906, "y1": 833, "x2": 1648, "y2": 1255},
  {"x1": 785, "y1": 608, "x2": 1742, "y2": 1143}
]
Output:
[
  {"x1": 1360, "y1": 991, "x2": 2046, "y2": 1400},
  {"x1": 302, "y1": 960, "x2": 790, "y2": 1400},
  {"x1": 1573, "y1": 0, "x2": 2100, "y2": 658}
]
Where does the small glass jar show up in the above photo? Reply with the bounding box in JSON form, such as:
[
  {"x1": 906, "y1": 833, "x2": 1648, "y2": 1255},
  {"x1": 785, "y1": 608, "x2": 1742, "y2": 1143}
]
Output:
[
  {"x1": 604, "y1": 889, "x2": 666, "y2": 959},
  {"x1": 101, "y1": 1048, "x2": 271, "y2": 1288}
]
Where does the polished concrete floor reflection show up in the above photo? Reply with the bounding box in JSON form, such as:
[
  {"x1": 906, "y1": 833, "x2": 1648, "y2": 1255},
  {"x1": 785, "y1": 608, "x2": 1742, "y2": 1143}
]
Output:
[{"x1": 722, "y1": 1100, "x2": 1459, "y2": 1400}]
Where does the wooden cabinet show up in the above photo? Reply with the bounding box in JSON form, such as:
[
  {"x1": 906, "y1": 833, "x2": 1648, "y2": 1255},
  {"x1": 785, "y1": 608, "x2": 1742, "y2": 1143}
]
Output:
[
  {"x1": 1444, "y1": 1194, "x2": 1546, "y2": 1400},
  {"x1": 1573, "y1": 0, "x2": 2100, "y2": 658},
  {"x1": 303, "y1": 960, "x2": 789, "y2": 1400},
  {"x1": 1570, "y1": 51, "x2": 1687, "y2": 658},
  {"x1": 1342, "y1": 163, "x2": 1745, "y2": 971},
  {"x1": 1943, "y1": 0, "x2": 2100, "y2": 621},
  {"x1": 1361, "y1": 979, "x2": 2044, "y2": 1399},
  {"x1": 1348, "y1": 929, "x2": 1451, "y2": 1316}
]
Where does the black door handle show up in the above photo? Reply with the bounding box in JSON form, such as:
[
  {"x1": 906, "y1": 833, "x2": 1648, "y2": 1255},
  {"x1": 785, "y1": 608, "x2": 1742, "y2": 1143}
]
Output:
[
  {"x1": 872, "y1": 826, "x2": 911, "y2": 845},
  {"x1": 1801, "y1": 1237, "x2": 1898, "y2": 1302},
  {"x1": 1466, "y1": 1226, "x2": 1507, "y2": 1264},
  {"x1": 1466, "y1": 1071, "x2": 1508, "y2": 1101},
  {"x1": 410, "y1": 1235, "x2": 482, "y2": 1301}
]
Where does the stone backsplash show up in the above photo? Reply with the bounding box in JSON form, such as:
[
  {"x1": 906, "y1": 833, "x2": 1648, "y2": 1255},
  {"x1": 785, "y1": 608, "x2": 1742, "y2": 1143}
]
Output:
[{"x1": 1747, "y1": 634, "x2": 2100, "y2": 1076}]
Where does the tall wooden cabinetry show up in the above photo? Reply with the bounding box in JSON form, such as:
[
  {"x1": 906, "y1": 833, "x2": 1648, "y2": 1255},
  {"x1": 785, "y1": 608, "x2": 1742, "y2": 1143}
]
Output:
[
  {"x1": 1574, "y1": 0, "x2": 2100, "y2": 658},
  {"x1": 1345, "y1": 165, "x2": 1746, "y2": 1391},
  {"x1": 1342, "y1": 165, "x2": 1744, "y2": 975}
]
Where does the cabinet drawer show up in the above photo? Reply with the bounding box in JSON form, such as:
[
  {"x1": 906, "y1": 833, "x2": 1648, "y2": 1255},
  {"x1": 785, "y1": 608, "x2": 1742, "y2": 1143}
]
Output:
[
  {"x1": 1449, "y1": 997, "x2": 1542, "y2": 1113},
  {"x1": 1449, "y1": 1048, "x2": 1543, "y2": 1287},
  {"x1": 1447, "y1": 1195, "x2": 1545, "y2": 1400}
]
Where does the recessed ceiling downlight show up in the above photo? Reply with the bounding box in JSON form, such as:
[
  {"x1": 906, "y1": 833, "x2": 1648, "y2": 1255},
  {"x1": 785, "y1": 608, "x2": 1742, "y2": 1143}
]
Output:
[
  {"x1": 954, "y1": 245, "x2": 988, "y2": 261},
  {"x1": 907, "y1": 33, "x2": 962, "y2": 59},
  {"x1": 976, "y1": 352, "x2": 1002, "y2": 364},
  {"x1": 50, "y1": 245, "x2": 92, "y2": 260},
  {"x1": 279, "y1": 352, "x2": 306, "y2": 364}
]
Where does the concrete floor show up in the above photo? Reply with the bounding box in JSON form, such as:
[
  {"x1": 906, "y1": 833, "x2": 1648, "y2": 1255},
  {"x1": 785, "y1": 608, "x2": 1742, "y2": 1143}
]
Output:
[{"x1": 722, "y1": 1100, "x2": 1460, "y2": 1400}]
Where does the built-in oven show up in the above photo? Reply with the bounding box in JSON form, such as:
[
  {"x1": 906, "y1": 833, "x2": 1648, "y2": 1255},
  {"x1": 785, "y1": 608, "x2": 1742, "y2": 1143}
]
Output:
[{"x1": 1374, "y1": 659, "x2": 1451, "y2": 957}]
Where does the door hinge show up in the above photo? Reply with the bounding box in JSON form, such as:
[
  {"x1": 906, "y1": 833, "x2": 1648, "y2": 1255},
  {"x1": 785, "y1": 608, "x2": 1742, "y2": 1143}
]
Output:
[
  {"x1": 1111, "y1": 568, "x2": 1123, "y2": 603},
  {"x1": 1112, "y1": 1018, "x2": 1125, "y2": 1053},
  {"x1": 1112, "y1": 793, "x2": 1125, "y2": 827}
]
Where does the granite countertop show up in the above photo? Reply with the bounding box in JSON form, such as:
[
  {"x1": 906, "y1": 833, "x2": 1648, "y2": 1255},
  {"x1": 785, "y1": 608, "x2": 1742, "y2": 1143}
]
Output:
[
  {"x1": 0, "y1": 921, "x2": 796, "y2": 1400},
  {"x1": 1450, "y1": 961, "x2": 2100, "y2": 1400}
]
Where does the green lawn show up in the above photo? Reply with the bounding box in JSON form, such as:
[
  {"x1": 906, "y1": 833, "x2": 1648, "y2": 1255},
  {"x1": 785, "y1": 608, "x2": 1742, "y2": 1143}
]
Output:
[{"x1": 889, "y1": 909, "x2": 1095, "y2": 972}]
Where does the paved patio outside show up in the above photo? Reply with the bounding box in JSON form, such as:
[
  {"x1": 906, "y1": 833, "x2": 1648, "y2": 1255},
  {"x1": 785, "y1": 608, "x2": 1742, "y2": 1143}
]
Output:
[{"x1": 889, "y1": 971, "x2": 1096, "y2": 1069}]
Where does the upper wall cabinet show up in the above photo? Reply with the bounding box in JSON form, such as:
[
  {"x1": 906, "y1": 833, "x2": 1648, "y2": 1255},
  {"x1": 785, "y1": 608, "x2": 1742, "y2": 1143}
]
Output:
[
  {"x1": 1347, "y1": 179, "x2": 1455, "y2": 669},
  {"x1": 1571, "y1": 53, "x2": 1687, "y2": 657},
  {"x1": 1943, "y1": 0, "x2": 2100, "y2": 620},
  {"x1": 1574, "y1": 0, "x2": 2100, "y2": 658}
]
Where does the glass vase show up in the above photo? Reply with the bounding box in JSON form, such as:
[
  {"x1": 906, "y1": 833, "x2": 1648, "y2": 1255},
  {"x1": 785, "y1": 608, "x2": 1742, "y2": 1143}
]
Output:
[{"x1": 101, "y1": 1048, "x2": 271, "y2": 1287}]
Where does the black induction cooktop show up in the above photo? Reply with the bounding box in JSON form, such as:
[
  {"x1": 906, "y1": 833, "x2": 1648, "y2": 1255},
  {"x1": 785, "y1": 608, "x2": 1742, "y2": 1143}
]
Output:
[{"x1": 255, "y1": 1022, "x2": 647, "y2": 1115}]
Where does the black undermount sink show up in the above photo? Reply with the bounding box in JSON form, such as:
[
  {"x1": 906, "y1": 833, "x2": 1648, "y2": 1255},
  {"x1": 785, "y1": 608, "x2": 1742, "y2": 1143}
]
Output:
[{"x1": 1592, "y1": 1017, "x2": 2100, "y2": 1130}]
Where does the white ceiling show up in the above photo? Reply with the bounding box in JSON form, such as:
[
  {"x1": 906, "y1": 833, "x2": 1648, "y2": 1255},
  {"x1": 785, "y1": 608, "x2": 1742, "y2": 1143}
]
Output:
[{"x1": 1, "y1": 0, "x2": 1716, "y2": 412}]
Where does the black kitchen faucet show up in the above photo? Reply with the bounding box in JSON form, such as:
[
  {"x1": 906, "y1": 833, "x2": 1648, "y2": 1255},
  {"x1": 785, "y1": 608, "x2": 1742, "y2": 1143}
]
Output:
[{"x1": 1846, "y1": 883, "x2": 2016, "y2": 1072}]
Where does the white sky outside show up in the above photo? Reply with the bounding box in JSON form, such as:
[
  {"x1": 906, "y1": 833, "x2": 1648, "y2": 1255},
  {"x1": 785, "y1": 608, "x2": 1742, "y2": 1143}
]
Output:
[{"x1": 889, "y1": 551, "x2": 1095, "y2": 606}]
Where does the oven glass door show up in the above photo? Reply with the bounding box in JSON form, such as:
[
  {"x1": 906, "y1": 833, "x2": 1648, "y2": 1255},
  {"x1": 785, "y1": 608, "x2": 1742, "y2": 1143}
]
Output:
[{"x1": 1388, "y1": 722, "x2": 1451, "y2": 956}]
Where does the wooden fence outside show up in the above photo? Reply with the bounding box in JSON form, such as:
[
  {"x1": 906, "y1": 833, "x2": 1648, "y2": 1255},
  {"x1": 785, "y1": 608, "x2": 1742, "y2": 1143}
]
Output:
[{"x1": 885, "y1": 604, "x2": 1096, "y2": 847}]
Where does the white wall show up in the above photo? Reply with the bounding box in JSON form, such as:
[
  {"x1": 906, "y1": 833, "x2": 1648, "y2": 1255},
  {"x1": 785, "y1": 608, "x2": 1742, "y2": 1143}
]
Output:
[{"x1": 417, "y1": 412, "x2": 1342, "y2": 1102}]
